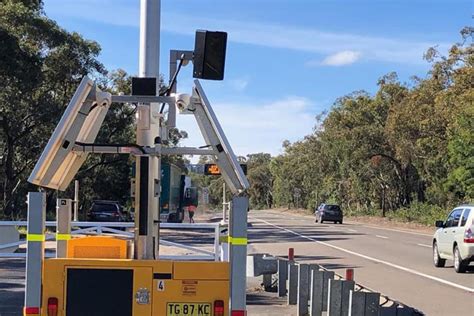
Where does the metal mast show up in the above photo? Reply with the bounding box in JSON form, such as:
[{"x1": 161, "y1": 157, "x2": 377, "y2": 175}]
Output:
[{"x1": 135, "y1": 0, "x2": 161, "y2": 260}]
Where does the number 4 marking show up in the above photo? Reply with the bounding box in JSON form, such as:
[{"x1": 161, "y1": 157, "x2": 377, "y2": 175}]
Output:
[{"x1": 157, "y1": 280, "x2": 165, "y2": 291}]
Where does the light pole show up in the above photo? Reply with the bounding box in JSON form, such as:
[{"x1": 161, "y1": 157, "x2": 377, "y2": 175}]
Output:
[{"x1": 135, "y1": 0, "x2": 161, "y2": 260}]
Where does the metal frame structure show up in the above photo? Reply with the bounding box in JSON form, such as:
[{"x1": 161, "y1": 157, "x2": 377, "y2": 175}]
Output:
[{"x1": 0, "y1": 219, "x2": 224, "y2": 262}]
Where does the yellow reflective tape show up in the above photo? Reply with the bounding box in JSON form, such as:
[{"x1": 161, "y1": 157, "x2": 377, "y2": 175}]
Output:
[
  {"x1": 228, "y1": 236, "x2": 247, "y2": 245},
  {"x1": 56, "y1": 233, "x2": 71, "y2": 241},
  {"x1": 219, "y1": 235, "x2": 228, "y2": 243},
  {"x1": 26, "y1": 234, "x2": 45, "y2": 242}
]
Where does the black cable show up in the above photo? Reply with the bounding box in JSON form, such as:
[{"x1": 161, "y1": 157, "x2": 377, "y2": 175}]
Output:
[
  {"x1": 75, "y1": 142, "x2": 146, "y2": 154},
  {"x1": 160, "y1": 56, "x2": 186, "y2": 114}
]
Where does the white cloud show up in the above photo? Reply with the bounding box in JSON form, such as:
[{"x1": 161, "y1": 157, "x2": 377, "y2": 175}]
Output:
[
  {"x1": 43, "y1": 0, "x2": 450, "y2": 65},
  {"x1": 175, "y1": 96, "x2": 316, "y2": 159},
  {"x1": 318, "y1": 51, "x2": 362, "y2": 66}
]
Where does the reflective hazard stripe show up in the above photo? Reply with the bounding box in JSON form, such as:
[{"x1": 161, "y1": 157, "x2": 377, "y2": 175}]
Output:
[
  {"x1": 228, "y1": 236, "x2": 247, "y2": 245},
  {"x1": 56, "y1": 233, "x2": 71, "y2": 241},
  {"x1": 219, "y1": 235, "x2": 228, "y2": 243},
  {"x1": 26, "y1": 234, "x2": 45, "y2": 242}
]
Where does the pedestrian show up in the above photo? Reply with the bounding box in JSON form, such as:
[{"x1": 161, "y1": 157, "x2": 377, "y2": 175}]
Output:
[{"x1": 188, "y1": 205, "x2": 196, "y2": 223}]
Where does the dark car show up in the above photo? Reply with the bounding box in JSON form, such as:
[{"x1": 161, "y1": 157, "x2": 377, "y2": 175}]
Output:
[
  {"x1": 315, "y1": 204, "x2": 343, "y2": 224},
  {"x1": 87, "y1": 200, "x2": 129, "y2": 222}
]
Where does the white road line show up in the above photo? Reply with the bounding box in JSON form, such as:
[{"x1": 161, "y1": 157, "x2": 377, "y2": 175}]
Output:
[
  {"x1": 253, "y1": 217, "x2": 474, "y2": 293},
  {"x1": 348, "y1": 229, "x2": 358, "y2": 233},
  {"x1": 417, "y1": 243, "x2": 432, "y2": 248},
  {"x1": 375, "y1": 235, "x2": 389, "y2": 239},
  {"x1": 352, "y1": 223, "x2": 433, "y2": 237},
  {"x1": 259, "y1": 210, "x2": 434, "y2": 237}
]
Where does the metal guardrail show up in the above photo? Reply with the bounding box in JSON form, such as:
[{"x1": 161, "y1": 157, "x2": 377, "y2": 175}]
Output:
[
  {"x1": 263, "y1": 254, "x2": 425, "y2": 315},
  {"x1": 315, "y1": 261, "x2": 423, "y2": 314},
  {"x1": 0, "y1": 221, "x2": 223, "y2": 261}
]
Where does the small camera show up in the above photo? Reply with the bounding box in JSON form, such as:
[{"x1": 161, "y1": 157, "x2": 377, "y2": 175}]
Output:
[
  {"x1": 175, "y1": 93, "x2": 194, "y2": 114},
  {"x1": 96, "y1": 91, "x2": 111, "y2": 107}
]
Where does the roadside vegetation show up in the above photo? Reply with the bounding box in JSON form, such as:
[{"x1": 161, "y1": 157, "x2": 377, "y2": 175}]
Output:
[{"x1": 243, "y1": 28, "x2": 473, "y2": 225}]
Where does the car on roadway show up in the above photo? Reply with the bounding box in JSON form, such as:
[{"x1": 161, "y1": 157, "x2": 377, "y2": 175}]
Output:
[
  {"x1": 315, "y1": 204, "x2": 343, "y2": 224},
  {"x1": 87, "y1": 200, "x2": 129, "y2": 222},
  {"x1": 432, "y1": 205, "x2": 474, "y2": 273}
]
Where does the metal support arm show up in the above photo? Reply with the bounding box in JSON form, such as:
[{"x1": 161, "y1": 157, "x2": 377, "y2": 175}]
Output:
[
  {"x1": 72, "y1": 144, "x2": 216, "y2": 157},
  {"x1": 168, "y1": 50, "x2": 194, "y2": 128},
  {"x1": 111, "y1": 95, "x2": 175, "y2": 104},
  {"x1": 161, "y1": 147, "x2": 216, "y2": 156}
]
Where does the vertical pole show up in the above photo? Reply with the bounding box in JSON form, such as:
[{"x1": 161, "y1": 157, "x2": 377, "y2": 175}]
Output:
[
  {"x1": 310, "y1": 270, "x2": 324, "y2": 316},
  {"x1": 168, "y1": 50, "x2": 177, "y2": 128},
  {"x1": 139, "y1": 0, "x2": 160, "y2": 79},
  {"x1": 222, "y1": 182, "x2": 226, "y2": 222},
  {"x1": 229, "y1": 196, "x2": 249, "y2": 315},
  {"x1": 136, "y1": 0, "x2": 161, "y2": 260},
  {"x1": 345, "y1": 268, "x2": 354, "y2": 281},
  {"x1": 297, "y1": 264, "x2": 310, "y2": 316},
  {"x1": 287, "y1": 263, "x2": 298, "y2": 305},
  {"x1": 24, "y1": 192, "x2": 45, "y2": 316},
  {"x1": 214, "y1": 223, "x2": 220, "y2": 261},
  {"x1": 56, "y1": 199, "x2": 72, "y2": 258},
  {"x1": 73, "y1": 180, "x2": 79, "y2": 221},
  {"x1": 277, "y1": 259, "x2": 288, "y2": 297},
  {"x1": 288, "y1": 248, "x2": 295, "y2": 261}
]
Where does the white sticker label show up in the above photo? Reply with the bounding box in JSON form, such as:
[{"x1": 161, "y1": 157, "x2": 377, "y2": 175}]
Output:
[{"x1": 157, "y1": 280, "x2": 165, "y2": 291}]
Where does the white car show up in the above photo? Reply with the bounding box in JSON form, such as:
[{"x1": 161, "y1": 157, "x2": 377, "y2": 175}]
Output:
[{"x1": 433, "y1": 205, "x2": 474, "y2": 273}]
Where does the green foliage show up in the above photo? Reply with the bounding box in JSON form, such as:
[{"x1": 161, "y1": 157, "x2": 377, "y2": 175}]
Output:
[
  {"x1": 0, "y1": 0, "x2": 108, "y2": 218},
  {"x1": 0, "y1": 1, "x2": 143, "y2": 218},
  {"x1": 385, "y1": 202, "x2": 448, "y2": 226},
  {"x1": 246, "y1": 153, "x2": 273, "y2": 209},
  {"x1": 267, "y1": 29, "x2": 473, "y2": 223}
]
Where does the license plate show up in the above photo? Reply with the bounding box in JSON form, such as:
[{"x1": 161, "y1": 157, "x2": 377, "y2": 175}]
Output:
[{"x1": 167, "y1": 303, "x2": 211, "y2": 316}]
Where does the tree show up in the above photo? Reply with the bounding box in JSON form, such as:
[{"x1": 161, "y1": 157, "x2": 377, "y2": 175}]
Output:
[
  {"x1": 0, "y1": 0, "x2": 105, "y2": 218},
  {"x1": 246, "y1": 153, "x2": 273, "y2": 209}
]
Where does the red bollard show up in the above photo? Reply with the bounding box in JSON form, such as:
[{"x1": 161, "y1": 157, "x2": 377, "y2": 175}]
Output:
[
  {"x1": 345, "y1": 268, "x2": 354, "y2": 281},
  {"x1": 288, "y1": 248, "x2": 294, "y2": 261}
]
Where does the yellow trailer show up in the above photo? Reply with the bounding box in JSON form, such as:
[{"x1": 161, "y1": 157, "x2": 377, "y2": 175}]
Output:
[{"x1": 41, "y1": 258, "x2": 229, "y2": 316}]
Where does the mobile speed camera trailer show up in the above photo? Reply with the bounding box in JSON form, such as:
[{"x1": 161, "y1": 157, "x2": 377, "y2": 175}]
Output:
[{"x1": 23, "y1": 1, "x2": 250, "y2": 315}]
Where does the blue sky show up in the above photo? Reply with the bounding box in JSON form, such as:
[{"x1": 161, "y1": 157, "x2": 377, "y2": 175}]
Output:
[{"x1": 43, "y1": 0, "x2": 471, "y2": 157}]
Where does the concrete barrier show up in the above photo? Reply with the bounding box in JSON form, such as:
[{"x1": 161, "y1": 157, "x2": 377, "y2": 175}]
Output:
[
  {"x1": 309, "y1": 270, "x2": 334, "y2": 315},
  {"x1": 0, "y1": 226, "x2": 19, "y2": 253},
  {"x1": 349, "y1": 290, "x2": 380, "y2": 316},
  {"x1": 288, "y1": 263, "x2": 298, "y2": 305},
  {"x1": 327, "y1": 279, "x2": 355, "y2": 316},
  {"x1": 247, "y1": 253, "x2": 278, "y2": 277},
  {"x1": 278, "y1": 259, "x2": 289, "y2": 297},
  {"x1": 297, "y1": 264, "x2": 310, "y2": 315}
]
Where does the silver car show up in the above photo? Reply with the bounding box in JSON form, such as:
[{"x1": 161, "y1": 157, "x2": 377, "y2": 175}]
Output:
[{"x1": 433, "y1": 205, "x2": 474, "y2": 273}]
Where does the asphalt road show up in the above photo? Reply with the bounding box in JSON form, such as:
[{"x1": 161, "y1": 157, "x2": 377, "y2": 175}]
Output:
[
  {"x1": 247, "y1": 209, "x2": 474, "y2": 316},
  {"x1": 0, "y1": 258, "x2": 25, "y2": 316}
]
